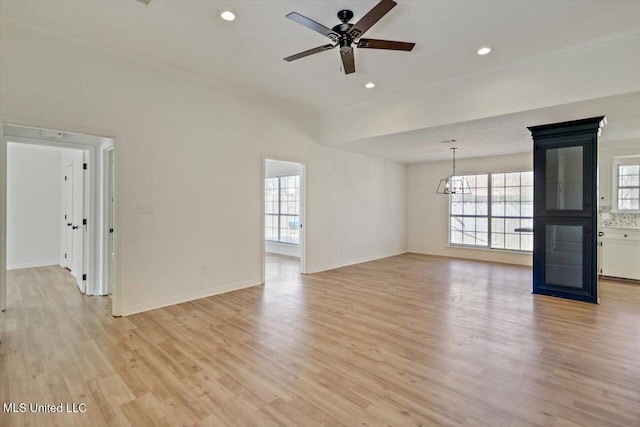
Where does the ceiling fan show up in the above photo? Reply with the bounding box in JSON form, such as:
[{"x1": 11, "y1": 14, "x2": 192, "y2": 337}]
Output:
[{"x1": 284, "y1": 0, "x2": 415, "y2": 75}]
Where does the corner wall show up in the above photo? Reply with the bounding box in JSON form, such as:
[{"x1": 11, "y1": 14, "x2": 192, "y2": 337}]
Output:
[{"x1": 408, "y1": 152, "x2": 533, "y2": 266}]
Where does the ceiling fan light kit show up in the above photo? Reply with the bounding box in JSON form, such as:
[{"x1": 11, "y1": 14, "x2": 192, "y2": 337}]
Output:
[{"x1": 284, "y1": 0, "x2": 415, "y2": 75}]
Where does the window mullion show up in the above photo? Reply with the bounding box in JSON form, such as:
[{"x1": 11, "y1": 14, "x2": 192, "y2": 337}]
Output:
[
  {"x1": 488, "y1": 173, "x2": 492, "y2": 249},
  {"x1": 277, "y1": 176, "x2": 282, "y2": 243}
]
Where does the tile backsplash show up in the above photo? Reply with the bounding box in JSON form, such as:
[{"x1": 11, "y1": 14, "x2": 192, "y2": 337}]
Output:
[{"x1": 599, "y1": 205, "x2": 640, "y2": 228}]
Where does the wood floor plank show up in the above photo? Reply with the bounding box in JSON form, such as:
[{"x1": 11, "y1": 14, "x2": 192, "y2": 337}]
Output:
[{"x1": 1, "y1": 256, "x2": 638, "y2": 426}]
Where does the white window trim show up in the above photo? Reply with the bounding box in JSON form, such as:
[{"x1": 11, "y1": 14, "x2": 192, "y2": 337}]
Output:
[{"x1": 611, "y1": 156, "x2": 640, "y2": 213}]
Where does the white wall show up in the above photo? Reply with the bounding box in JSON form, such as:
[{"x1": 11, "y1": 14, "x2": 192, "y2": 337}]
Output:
[
  {"x1": 408, "y1": 152, "x2": 533, "y2": 266},
  {"x1": 265, "y1": 242, "x2": 300, "y2": 258},
  {"x1": 598, "y1": 139, "x2": 640, "y2": 207},
  {"x1": 6, "y1": 143, "x2": 63, "y2": 270},
  {"x1": 0, "y1": 20, "x2": 407, "y2": 315}
]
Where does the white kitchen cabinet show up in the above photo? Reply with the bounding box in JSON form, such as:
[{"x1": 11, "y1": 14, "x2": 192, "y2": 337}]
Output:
[{"x1": 599, "y1": 228, "x2": 640, "y2": 280}]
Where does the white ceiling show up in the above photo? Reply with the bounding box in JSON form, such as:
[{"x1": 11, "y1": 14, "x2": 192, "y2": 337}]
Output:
[
  {"x1": 337, "y1": 93, "x2": 640, "y2": 163},
  {"x1": 2, "y1": 0, "x2": 640, "y2": 162}
]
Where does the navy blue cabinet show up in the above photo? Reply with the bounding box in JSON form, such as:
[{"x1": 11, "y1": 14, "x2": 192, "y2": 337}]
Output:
[{"x1": 528, "y1": 117, "x2": 604, "y2": 303}]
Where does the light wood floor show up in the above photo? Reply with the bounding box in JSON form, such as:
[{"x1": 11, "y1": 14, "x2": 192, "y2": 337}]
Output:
[{"x1": 1, "y1": 254, "x2": 638, "y2": 426}]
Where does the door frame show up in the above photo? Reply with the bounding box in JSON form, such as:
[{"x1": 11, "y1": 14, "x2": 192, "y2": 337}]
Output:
[
  {"x1": 261, "y1": 156, "x2": 307, "y2": 284},
  {"x1": 1, "y1": 124, "x2": 117, "y2": 314},
  {"x1": 62, "y1": 162, "x2": 74, "y2": 271},
  {"x1": 101, "y1": 145, "x2": 116, "y2": 298}
]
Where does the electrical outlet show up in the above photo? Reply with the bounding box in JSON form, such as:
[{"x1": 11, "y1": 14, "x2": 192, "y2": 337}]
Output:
[
  {"x1": 202, "y1": 265, "x2": 209, "y2": 274},
  {"x1": 137, "y1": 204, "x2": 154, "y2": 214}
]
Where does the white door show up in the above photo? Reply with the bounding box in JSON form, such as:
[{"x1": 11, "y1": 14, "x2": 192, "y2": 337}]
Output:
[{"x1": 63, "y1": 163, "x2": 73, "y2": 270}]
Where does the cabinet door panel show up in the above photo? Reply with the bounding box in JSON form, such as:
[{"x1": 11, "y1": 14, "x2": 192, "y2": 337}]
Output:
[{"x1": 601, "y1": 239, "x2": 640, "y2": 280}]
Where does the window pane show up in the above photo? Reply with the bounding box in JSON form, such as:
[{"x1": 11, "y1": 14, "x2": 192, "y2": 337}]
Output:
[
  {"x1": 505, "y1": 202, "x2": 520, "y2": 217},
  {"x1": 492, "y1": 218, "x2": 504, "y2": 233},
  {"x1": 620, "y1": 174, "x2": 635, "y2": 187},
  {"x1": 449, "y1": 173, "x2": 489, "y2": 248},
  {"x1": 521, "y1": 172, "x2": 534, "y2": 186},
  {"x1": 490, "y1": 171, "x2": 534, "y2": 252},
  {"x1": 620, "y1": 165, "x2": 640, "y2": 175},
  {"x1": 463, "y1": 203, "x2": 476, "y2": 215},
  {"x1": 266, "y1": 175, "x2": 300, "y2": 244},
  {"x1": 451, "y1": 230, "x2": 463, "y2": 244},
  {"x1": 451, "y1": 216, "x2": 463, "y2": 231},
  {"x1": 491, "y1": 233, "x2": 504, "y2": 248},
  {"x1": 505, "y1": 173, "x2": 520, "y2": 187},
  {"x1": 505, "y1": 233, "x2": 520, "y2": 250},
  {"x1": 463, "y1": 232, "x2": 476, "y2": 245},
  {"x1": 451, "y1": 202, "x2": 463, "y2": 215},
  {"x1": 506, "y1": 187, "x2": 519, "y2": 201},
  {"x1": 520, "y1": 186, "x2": 533, "y2": 202},
  {"x1": 505, "y1": 218, "x2": 520, "y2": 233},
  {"x1": 463, "y1": 217, "x2": 476, "y2": 232},
  {"x1": 521, "y1": 234, "x2": 533, "y2": 251}
]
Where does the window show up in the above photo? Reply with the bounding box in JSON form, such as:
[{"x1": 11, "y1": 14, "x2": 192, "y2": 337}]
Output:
[
  {"x1": 491, "y1": 172, "x2": 533, "y2": 251},
  {"x1": 617, "y1": 163, "x2": 640, "y2": 211},
  {"x1": 265, "y1": 175, "x2": 300, "y2": 244},
  {"x1": 450, "y1": 171, "x2": 533, "y2": 252},
  {"x1": 450, "y1": 175, "x2": 488, "y2": 247}
]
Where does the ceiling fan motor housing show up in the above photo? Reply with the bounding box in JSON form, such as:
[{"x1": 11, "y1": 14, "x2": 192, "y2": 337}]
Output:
[
  {"x1": 337, "y1": 9, "x2": 354, "y2": 23},
  {"x1": 333, "y1": 10, "x2": 355, "y2": 48}
]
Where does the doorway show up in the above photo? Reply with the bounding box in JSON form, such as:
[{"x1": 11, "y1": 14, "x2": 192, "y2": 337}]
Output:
[
  {"x1": 1, "y1": 124, "x2": 116, "y2": 314},
  {"x1": 263, "y1": 158, "x2": 306, "y2": 284}
]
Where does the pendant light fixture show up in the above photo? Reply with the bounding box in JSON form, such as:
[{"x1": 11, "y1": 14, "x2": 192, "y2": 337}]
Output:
[{"x1": 436, "y1": 147, "x2": 471, "y2": 194}]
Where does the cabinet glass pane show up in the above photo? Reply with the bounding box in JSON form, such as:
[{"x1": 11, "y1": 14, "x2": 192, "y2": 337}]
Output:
[
  {"x1": 545, "y1": 225, "x2": 583, "y2": 288},
  {"x1": 545, "y1": 146, "x2": 583, "y2": 210}
]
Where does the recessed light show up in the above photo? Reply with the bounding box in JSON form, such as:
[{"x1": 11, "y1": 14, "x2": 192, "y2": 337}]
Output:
[
  {"x1": 477, "y1": 46, "x2": 492, "y2": 55},
  {"x1": 220, "y1": 11, "x2": 236, "y2": 21},
  {"x1": 365, "y1": 82, "x2": 375, "y2": 89}
]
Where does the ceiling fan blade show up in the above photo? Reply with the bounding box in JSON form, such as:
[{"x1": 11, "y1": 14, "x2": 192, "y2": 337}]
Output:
[
  {"x1": 357, "y1": 38, "x2": 415, "y2": 51},
  {"x1": 340, "y1": 46, "x2": 355, "y2": 74},
  {"x1": 347, "y1": 0, "x2": 397, "y2": 40},
  {"x1": 284, "y1": 44, "x2": 337, "y2": 62},
  {"x1": 286, "y1": 12, "x2": 341, "y2": 42}
]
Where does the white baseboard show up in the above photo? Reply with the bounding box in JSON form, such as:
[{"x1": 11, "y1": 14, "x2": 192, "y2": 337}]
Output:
[
  {"x1": 306, "y1": 250, "x2": 406, "y2": 274},
  {"x1": 120, "y1": 278, "x2": 263, "y2": 316}
]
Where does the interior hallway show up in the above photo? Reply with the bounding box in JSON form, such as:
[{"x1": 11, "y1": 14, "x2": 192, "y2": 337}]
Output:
[{"x1": 0, "y1": 256, "x2": 638, "y2": 426}]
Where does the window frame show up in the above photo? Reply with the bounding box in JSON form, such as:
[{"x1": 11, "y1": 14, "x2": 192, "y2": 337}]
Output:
[
  {"x1": 449, "y1": 171, "x2": 534, "y2": 253},
  {"x1": 611, "y1": 157, "x2": 640, "y2": 213},
  {"x1": 265, "y1": 174, "x2": 301, "y2": 245}
]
